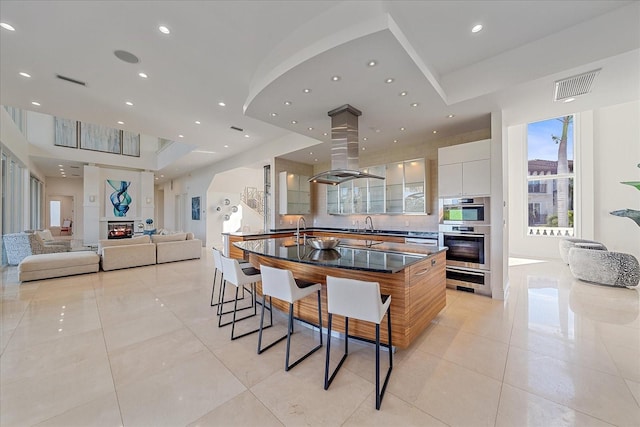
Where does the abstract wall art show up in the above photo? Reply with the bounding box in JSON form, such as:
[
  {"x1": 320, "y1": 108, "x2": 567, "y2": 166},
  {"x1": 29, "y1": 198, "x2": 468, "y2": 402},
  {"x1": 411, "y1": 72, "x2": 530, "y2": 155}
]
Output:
[
  {"x1": 192, "y1": 196, "x2": 201, "y2": 220},
  {"x1": 106, "y1": 180, "x2": 133, "y2": 217}
]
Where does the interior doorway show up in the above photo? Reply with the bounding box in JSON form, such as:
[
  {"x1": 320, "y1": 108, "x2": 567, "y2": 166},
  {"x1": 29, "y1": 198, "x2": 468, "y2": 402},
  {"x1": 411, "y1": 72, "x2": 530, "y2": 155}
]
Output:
[{"x1": 47, "y1": 195, "x2": 74, "y2": 236}]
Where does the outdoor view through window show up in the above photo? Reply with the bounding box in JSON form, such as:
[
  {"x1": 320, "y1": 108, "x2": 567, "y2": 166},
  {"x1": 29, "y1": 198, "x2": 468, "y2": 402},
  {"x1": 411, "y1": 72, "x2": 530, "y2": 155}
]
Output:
[{"x1": 527, "y1": 115, "x2": 575, "y2": 237}]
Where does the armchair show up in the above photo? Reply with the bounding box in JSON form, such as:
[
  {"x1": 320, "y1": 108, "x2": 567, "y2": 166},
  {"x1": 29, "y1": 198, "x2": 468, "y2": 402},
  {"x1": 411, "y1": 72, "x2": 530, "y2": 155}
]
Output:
[
  {"x1": 60, "y1": 220, "x2": 72, "y2": 235},
  {"x1": 2, "y1": 232, "x2": 70, "y2": 265}
]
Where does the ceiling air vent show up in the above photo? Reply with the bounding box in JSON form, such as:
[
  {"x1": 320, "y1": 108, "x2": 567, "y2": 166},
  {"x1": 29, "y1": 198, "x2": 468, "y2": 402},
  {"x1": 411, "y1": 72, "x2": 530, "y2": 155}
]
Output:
[
  {"x1": 56, "y1": 74, "x2": 87, "y2": 87},
  {"x1": 553, "y1": 69, "x2": 600, "y2": 101},
  {"x1": 230, "y1": 126, "x2": 244, "y2": 132}
]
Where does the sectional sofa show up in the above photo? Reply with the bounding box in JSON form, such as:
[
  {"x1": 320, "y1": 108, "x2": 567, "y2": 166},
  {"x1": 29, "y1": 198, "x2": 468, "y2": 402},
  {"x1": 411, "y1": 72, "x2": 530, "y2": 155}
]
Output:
[{"x1": 98, "y1": 232, "x2": 202, "y2": 271}]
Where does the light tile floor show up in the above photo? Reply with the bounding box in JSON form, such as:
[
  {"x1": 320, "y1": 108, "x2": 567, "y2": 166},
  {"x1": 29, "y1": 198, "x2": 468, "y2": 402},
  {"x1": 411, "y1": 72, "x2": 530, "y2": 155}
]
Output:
[{"x1": 1, "y1": 250, "x2": 639, "y2": 426}]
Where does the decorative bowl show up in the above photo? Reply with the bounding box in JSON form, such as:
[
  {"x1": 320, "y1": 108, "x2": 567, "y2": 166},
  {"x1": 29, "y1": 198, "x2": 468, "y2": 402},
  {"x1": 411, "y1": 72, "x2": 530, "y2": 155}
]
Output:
[
  {"x1": 307, "y1": 249, "x2": 341, "y2": 261},
  {"x1": 307, "y1": 237, "x2": 340, "y2": 250}
]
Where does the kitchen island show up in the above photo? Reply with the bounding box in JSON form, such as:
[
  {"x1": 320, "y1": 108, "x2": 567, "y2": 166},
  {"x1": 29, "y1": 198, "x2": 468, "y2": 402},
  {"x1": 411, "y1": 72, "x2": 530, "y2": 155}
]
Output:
[{"x1": 233, "y1": 237, "x2": 447, "y2": 349}]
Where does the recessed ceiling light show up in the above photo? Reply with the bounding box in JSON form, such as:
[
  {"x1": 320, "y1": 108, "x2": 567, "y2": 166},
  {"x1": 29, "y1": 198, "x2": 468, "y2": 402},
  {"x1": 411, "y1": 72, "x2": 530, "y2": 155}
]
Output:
[
  {"x1": 323, "y1": 132, "x2": 328, "y2": 136},
  {"x1": 117, "y1": 121, "x2": 124, "y2": 125},
  {"x1": 375, "y1": 129, "x2": 381, "y2": 133},
  {"x1": 363, "y1": 137, "x2": 368, "y2": 141},
  {"x1": 447, "y1": 114, "x2": 455, "y2": 118},
  {"x1": 385, "y1": 78, "x2": 394, "y2": 84},
  {"x1": 291, "y1": 120, "x2": 297, "y2": 124},
  {"x1": 155, "y1": 177, "x2": 158, "y2": 180},
  {"x1": 58, "y1": 164, "x2": 63, "y2": 167},
  {"x1": 195, "y1": 120, "x2": 201, "y2": 124},
  {"x1": 178, "y1": 134, "x2": 184, "y2": 138},
  {"x1": 433, "y1": 130, "x2": 438, "y2": 134},
  {"x1": 125, "y1": 101, "x2": 133, "y2": 106},
  {"x1": 138, "y1": 72, "x2": 148, "y2": 78},
  {"x1": 284, "y1": 101, "x2": 292, "y2": 106},
  {"x1": 158, "y1": 25, "x2": 170, "y2": 34},
  {"x1": 410, "y1": 103, "x2": 419, "y2": 107},
  {"x1": 0, "y1": 22, "x2": 15, "y2": 31},
  {"x1": 471, "y1": 24, "x2": 483, "y2": 33},
  {"x1": 59, "y1": 168, "x2": 64, "y2": 171},
  {"x1": 223, "y1": 145, "x2": 229, "y2": 148},
  {"x1": 302, "y1": 88, "x2": 311, "y2": 93},
  {"x1": 563, "y1": 97, "x2": 576, "y2": 103},
  {"x1": 309, "y1": 152, "x2": 313, "y2": 155},
  {"x1": 160, "y1": 174, "x2": 164, "y2": 178},
  {"x1": 270, "y1": 112, "x2": 278, "y2": 117},
  {"x1": 331, "y1": 75, "x2": 341, "y2": 81},
  {"x1": 19, "y1": 72, "x2": 31, "y2": 78},
  {"x1": 399, "y1": 91, "x2": 408, "y2": 96},
  {"x1": 367, "y1": 60, "x2": 377, "y2": 67},
  {"x1": 308, "y1": 127, "x2": 313, "y2": 131},
  {"x1": 31, "y1": 101, "x2": 40, "y2": 106},
  {"x1": 314, "y1": 158, "x2": 318, "y2": 162},
  {"x1": 362, "y1": 147, "x2": 366, "y2": 151},
  {"x1": 244, "y1": 134, "x2": 250, "y2": 138},
  {"x1": 393, "y1": 139, "x2": 398, "y2": 143},
  {"x1": 218, "y1": 101, "x2": 226, "y2": 107},
  {"x1": 399, "y1": 127, "x2": 405, "y2": 131}
]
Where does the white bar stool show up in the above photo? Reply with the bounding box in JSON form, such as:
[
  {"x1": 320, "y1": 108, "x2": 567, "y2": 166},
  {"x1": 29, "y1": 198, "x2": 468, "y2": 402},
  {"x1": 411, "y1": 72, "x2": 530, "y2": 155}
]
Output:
[
  {"x1": 219, "y1": 255, "x2": 267, "y2": 340},
  {"x1": 210, "y1": 247, "x2": 251, "y2": 309},
  {"x1": 257, "y1": 265, "x2": 323, "y2": 371},
  {"x1": 324, "y1": 275, "x2": 393, "y2": 410}
]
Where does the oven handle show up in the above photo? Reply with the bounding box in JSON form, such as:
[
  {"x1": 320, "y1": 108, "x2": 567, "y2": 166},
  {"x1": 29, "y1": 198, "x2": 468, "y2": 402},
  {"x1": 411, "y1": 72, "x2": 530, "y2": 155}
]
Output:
[
  {"x1": 443, "y1": 233, "x2": 484, "y2": 238},
  {"x1": 446, "y1": 267, "x2": 486, "y2": 277}
]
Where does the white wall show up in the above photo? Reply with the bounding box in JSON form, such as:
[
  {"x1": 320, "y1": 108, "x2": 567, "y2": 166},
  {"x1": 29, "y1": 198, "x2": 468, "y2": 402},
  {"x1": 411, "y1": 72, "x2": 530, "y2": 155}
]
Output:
[
  {"x1": 593, "y1": 101, "x2": 640, "y2": 257},
  {"x1": 508, "y1": 101, "x2": 639, "y2": 260}
]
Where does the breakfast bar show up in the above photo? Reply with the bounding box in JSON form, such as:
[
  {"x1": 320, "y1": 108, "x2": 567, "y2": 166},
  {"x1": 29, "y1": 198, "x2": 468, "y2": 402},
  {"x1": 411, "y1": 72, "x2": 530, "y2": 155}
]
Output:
[{"x1": 233, "y1": 237, "x2": 447, "y2": 349}]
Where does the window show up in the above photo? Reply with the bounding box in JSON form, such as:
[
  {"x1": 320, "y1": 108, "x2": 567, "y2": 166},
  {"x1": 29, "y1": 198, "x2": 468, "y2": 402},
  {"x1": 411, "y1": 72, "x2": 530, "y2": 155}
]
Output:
[
  {"x1": 527, "y1": 115, "x2": 575, "y2": 236},
  {"x1": 50, "y1": 200, "x2": 61, "y2": 227}
]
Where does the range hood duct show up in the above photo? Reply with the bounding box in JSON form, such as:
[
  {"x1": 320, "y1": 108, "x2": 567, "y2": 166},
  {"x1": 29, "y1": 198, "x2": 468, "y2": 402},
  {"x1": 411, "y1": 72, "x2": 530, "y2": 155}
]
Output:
[{"x1": 309, "y1": 104, "x2": 385, "y2": 185}]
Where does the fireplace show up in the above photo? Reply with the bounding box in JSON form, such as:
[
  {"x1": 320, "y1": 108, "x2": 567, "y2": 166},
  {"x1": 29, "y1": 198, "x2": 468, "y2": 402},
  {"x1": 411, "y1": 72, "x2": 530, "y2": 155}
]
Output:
[{"x1": 107, "y1": 221, "x2": 134, "y2": 239}]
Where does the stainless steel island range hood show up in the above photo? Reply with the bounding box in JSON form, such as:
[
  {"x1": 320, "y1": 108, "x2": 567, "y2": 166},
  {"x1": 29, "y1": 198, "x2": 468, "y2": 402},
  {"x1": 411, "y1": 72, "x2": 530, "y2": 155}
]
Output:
[{"x1": 308, "y1": 104, "x2": 385, "y2": 185}]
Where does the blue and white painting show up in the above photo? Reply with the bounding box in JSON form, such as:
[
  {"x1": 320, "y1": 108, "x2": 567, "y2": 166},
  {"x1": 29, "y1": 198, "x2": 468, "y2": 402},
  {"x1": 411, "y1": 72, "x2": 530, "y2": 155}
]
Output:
[{"x1": 106, "y1": 180, "x2": 132, "y2": 217}]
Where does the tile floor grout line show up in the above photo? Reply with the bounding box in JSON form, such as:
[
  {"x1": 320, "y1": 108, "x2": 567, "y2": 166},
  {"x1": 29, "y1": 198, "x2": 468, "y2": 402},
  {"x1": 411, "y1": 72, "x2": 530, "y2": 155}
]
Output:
[{"x1": 93, "y1": 271, "x2": 127, "y2": 427}]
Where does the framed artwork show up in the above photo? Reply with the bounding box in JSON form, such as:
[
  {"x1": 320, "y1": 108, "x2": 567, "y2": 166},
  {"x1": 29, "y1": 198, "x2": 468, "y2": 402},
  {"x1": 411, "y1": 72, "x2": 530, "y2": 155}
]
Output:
[
  {"x1": 81, "y1": 122, "x2": 121, "y2": 153},
  {"x1": 192, "y1": 196, "x2": 201, "y2": 220},
  {"x1": 54, "y1": 117, "x2": 78, "y2": 148},
  {"x1": 106, "y1": 179, "x2": 134, "y2": 218},
  {"x1": 122, "y1": 131, "x2": 140, "y2": 157}
]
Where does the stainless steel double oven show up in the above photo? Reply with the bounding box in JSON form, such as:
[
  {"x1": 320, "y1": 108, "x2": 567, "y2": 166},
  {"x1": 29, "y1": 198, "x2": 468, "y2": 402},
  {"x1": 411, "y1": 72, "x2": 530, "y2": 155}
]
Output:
[{"x1": 439, "y1": 197, "x2": 491, "y2": 296}]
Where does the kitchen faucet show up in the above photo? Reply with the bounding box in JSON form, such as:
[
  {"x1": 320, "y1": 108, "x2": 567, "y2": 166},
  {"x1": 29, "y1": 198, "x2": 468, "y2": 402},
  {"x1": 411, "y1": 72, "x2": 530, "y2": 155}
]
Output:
[
  {"x1": 295, "y1": 216, "x2": 307, "y2": 244},
  {"x1": 365, "y1": 215, "x2": 374, "y2": 233}
]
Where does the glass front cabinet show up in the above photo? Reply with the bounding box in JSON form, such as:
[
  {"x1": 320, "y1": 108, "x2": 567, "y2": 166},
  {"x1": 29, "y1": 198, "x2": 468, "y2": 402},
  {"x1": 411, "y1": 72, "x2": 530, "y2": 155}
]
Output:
[{"x1": 326, "y1": 159, "x2": 425, "y2": 215}]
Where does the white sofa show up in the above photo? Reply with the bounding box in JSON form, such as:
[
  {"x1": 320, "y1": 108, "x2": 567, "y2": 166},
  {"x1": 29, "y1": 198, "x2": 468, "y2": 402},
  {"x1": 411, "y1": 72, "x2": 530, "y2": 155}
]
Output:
[
  {"x1": 152, "y1": 232, "x2": 202, "y2": 263},
  {"x1": 99, "y1": 235, "x2": 157, "y2": 271}
]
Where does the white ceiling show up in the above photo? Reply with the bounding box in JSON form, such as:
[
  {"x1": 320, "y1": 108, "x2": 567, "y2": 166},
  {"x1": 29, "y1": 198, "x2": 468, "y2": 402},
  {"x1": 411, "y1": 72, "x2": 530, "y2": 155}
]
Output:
[{"x1": 1, "y1": 1, "x2": 638, "y2": 182}]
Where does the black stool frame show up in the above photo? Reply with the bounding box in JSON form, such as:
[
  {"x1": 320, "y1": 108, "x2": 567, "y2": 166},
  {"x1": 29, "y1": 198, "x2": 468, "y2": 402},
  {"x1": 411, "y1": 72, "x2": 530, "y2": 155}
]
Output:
[
  {"x1": 257, "y1": 290, "x2": 323, "y2": 371},
  {"x1": 324, "y1": 309, "x2": 393, "y2": 410}
]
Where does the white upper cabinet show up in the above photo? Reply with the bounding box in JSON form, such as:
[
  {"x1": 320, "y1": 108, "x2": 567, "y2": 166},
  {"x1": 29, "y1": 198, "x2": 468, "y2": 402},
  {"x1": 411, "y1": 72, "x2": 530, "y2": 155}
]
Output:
[
  {"x1": 279, "y1": 171, "x2": 311, "y2": 215},
  {"x1": 438, "y1": 139, "x2": 491, "y2": 197}
]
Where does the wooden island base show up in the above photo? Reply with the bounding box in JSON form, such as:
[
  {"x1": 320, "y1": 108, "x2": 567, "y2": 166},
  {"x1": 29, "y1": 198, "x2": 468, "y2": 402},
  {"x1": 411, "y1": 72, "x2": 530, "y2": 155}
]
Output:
[{"x1": 250, "y1": 251, "x2": 446, "y2": 349}]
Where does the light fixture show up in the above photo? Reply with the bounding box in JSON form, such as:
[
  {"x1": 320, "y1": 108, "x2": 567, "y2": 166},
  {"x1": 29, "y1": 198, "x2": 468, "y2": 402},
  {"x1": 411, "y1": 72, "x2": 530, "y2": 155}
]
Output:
[
  {"x1": 362, "y1": 147, "x2": 366, "y2": 151},
  {"x1": 314, "y1": 158, "x2": 318, "y2": 162},
  {"x1": 309, "y1": 151, "x2": 313, "y2": 155},
  {"x1": 471, "y1": 24, "x2": 483, "y2": 33},
  {"x1": 146, "y1": 197, "x2": 152, "y2": 204},
  {"x1": 363, "y1": 137, "x2": 368, "y2": 141},
  {"x1": 410, "y1": 103, "x2": 419, "y2": 107},
  {"x1": 59, "y1": 168, "x2": 64, "y2": 171},
  {"x1": 125, "y1": 101, "x2": 133, "y2": 106},
  {"x1": 158, "y1": 25, "x2": 170, "y2": 34},
  {"x1": 393, "y1": 139, "x2": 398, "y2": 143},
  {"x1": 302, "y1": 88, "x2": 311, "y2": 93},
  {"x1": 155, "y1": 177, "x2": 159, "y2": 180},
  {"x1": 433, "y1": 130, "x2": 438, "y2": 134},
  {"x1": 58, "y1": 164, "x2": 63, "y2": 167},
  {"x1": 447, "y1": 114, "x2": 455, "y2": 118},
  {"x1": 244, "y1": 134, "x2": 250, "y2": 138},
  {"x1": 270, "y1": 112, "x2": 278, "y2": 117},
  {"x1": 323, "y1": 132, "x2": 328, "y2": 136},
  {"x1": 399, "y1": 127, "x2": 406, "y2": 131},
  {"x1": 19, "y1": 72, "x2": 31, "y2": 78},
  {"x1": 31, "y1": 101, "x2": 41, "y2": 106},
  {"x1": 218, "y1": 101, "x2": 226, "y2": 107},
  {"x1": 367, "y1": 60, "x2": 377, "y2": 67},
  {"x1": 291, "y1": 120, "x2": 297, "y2": 124},
  {"x1": 399, "y1": 91, "x2": 408, "y2": 96},
  {"x1": 195, "y1": 120, "x2": 201, "y2": 124},
  {"x1": 284, "y1": 101, "x2": 292, "y2": 106},
  {"x1": 138, "y1": 72, "x2": 148, "y2": 78},
  {"x1": 0, "y1": 22, "x2": 15, "y2": 31},
  {"x1": 224, "y1": 145, "x2": 229, "y2": 148},
  {"x1": 308, "y1": 127, "x2": 313, "y2": 131},
  {"x1": 89, "y1": 195, "x2": 96, "y2": 203},
  {"x1": 117, "y1": 121, "x2": 124, "y2": 125},
  {"x1": 331, "y1": 75, "x2": 341, "y2": 81},
  {"x1": 160, "y1": 174, "x2": 164, "y2": 178},
  {"x1": 385, "y1": 78, "x2": 394, "y2": 84},
  {"x1": 178, "y1": 134, "x2": 184, "y2": 138}
]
